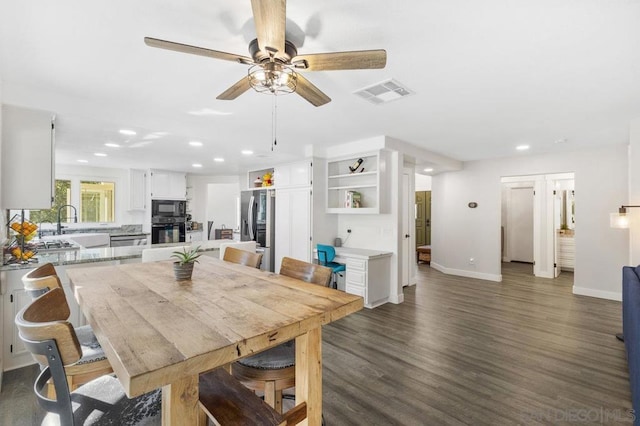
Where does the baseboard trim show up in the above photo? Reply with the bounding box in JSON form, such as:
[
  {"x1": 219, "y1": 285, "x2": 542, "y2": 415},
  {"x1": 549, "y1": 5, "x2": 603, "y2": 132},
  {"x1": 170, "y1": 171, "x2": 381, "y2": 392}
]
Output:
[
  {"x1": 431, "y1": 262, "x2": 502, "y2": 282},
  {"x1": 573, "y1": 286, "x2": 621, "y2": 302}
]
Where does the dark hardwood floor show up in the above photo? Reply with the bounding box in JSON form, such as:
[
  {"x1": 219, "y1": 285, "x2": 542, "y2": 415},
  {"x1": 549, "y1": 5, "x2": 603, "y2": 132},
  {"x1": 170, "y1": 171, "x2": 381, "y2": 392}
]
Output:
[{"x1": 0, "y1": 263, "x2": 631, "y2": 425}]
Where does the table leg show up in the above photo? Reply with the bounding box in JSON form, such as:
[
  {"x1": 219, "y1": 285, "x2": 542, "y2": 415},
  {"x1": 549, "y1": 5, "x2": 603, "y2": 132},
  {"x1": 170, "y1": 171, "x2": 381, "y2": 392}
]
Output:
[
  {"x1": 161, "y1": 374, "x2": 207, "y2": 426},
  {"x1": 296, "y1": 327, "x2": 322, "y2": 426}
]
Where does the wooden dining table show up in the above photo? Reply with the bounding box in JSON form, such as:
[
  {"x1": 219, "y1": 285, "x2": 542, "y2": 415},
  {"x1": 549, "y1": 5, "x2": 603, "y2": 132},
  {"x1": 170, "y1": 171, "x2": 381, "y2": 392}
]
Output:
[{"x1": 66, "y1": 256, "x2": 363, "y2": 425}]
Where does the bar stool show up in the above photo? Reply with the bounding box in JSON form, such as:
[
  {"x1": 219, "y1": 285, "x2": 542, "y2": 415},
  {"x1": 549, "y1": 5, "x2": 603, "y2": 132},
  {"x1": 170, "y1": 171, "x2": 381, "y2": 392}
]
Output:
[
  {"x1": 317, "y1": 243, "x2": 346, "y2": 289},
  {"x1": 15, "y1": 287, "x2": 161, "y2": 425},
  {"x1": 21, "y1": 263, "x2": 113, "y2": 395},
  {"x1": 231, "y1": 257, "x2": 332, "y2": 413}
]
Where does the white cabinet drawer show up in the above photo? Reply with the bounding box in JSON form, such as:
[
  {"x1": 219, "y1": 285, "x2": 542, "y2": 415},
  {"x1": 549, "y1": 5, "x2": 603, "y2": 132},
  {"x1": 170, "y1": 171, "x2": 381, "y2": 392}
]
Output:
[
  {"x1": 346, "y1": 259, "x2": 367, "y2": 271},
  {"x1": 345, "y1": 285, "x2": 365, "y2": 298},
  {"x1": 346, "y1": 270, "x2": 366, "y2": 287}
]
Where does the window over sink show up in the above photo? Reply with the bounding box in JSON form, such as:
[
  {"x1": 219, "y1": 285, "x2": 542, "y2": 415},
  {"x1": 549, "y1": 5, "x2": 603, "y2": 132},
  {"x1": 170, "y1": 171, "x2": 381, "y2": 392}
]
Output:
[
  {"x1": 81, "y1": 181, "x2": 115, "y2": 222},
  {"x1": 29, "y1": 179, "x2": 72, "y2": 223}
]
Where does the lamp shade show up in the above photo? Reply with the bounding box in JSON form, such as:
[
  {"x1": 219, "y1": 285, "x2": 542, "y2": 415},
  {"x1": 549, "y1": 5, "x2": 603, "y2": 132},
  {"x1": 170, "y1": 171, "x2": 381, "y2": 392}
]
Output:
[{"x1": 610, "y1": 212, "x2": 630, "y2": 229}]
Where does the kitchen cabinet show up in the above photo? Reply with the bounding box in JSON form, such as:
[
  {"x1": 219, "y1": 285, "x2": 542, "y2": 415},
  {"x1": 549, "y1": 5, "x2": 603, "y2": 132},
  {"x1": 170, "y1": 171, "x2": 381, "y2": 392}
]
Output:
[
  {"x1": 333, "y1": 248, "x2": 392, "y2": 308},
  {"x1": 1, "y1": 104, "x2": 55, "y2": 209},
  {"x1": 274, "y1": 161, "x2": 311, "y2": 189},
  {"x1": 326, "y1": 151, "x2": 390, "y2": 214},
  {"x1": 150, "y1": 169, "x2": 187, "y2": 200},
  {"x1": 128, "y1": 169, "x2": 147, "y2": 210},
  {"x1": 275, "y1": 187, "x2": 311, "y2": 272}
]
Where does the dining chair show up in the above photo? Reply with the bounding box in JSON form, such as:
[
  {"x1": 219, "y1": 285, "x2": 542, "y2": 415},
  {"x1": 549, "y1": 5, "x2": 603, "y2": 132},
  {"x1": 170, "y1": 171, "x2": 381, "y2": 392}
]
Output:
[
  {"x1": 316, "y1": 243, "x2": 346, "y2": 289},
  {"x1": 218, "y1": 241, "x2": 257, "y2": 260},
  {"x1": 15, "y1": 287, "x2": 161, "y2": 425},
  {"x1": 231, "y1": 257, "x2": 332, "y2": 413},
  {"x1": 21, "y1": 263, "x2": 113, "y2": 395},
  {"x1": 223, "y1": 246, "x2": 263, "y2": 269}
]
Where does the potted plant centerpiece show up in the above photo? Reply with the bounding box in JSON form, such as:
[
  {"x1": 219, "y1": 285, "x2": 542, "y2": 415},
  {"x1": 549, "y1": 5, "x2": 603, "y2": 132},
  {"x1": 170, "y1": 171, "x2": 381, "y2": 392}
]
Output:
[{"x1": 171, "y1": 246, "x2": 201, "y2": 281}]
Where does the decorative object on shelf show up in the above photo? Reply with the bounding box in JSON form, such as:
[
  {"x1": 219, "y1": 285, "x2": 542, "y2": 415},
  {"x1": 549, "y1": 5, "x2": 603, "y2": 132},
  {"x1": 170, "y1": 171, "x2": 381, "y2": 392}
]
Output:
[
  {"x1": 254, "y1": 176, "x2": 262, "y2": 187},
  {"x1": 348, "y1": 158, "x2": 364, "y2": 174},
  {"x1": 171, "y1": 246, "x2": 201, "y2": 281},
  {"x1": 262, "y1": 172, "x2": 273, "y2": 187},
  {"x1": 345, "y1": 191, "x2": 361, "y2": 208}
]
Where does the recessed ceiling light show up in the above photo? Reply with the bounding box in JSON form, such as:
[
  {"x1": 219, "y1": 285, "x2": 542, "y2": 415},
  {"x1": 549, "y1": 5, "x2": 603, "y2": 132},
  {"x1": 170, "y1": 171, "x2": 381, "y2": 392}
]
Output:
[
  {"x1": 241, "y1": 150, "x2": 254, "y2": 155},
  {"x1": 94, "y1": 152, "x2": 107, "y2": 157},
  {"x1": 423, "y1": 168, "x2": 433, "y2": 172},
  {"x1": 192, "y1": 163, "x2": 203, "y2": 168},
  {"x1": 119, "y1": 129, "x2": 137, "y2": 136},
  {"x1": 77, "y1": 159, "x2": 88, "y2": 163},
  {"x1": 516, "y1": 145, "x2": 530, "y2": 151},
  {"x1": 189, "y1": 141, "x2": 203, "y2": 147},
  {"x1": 555, "y1": 138, "x2": 568, "y2": 144},
  {"x1": 105, "y1": 143, "x2": 120, "y2": 148},
  {"x1": 214, "y1": 157, "x2": 225, "y2": 162}
]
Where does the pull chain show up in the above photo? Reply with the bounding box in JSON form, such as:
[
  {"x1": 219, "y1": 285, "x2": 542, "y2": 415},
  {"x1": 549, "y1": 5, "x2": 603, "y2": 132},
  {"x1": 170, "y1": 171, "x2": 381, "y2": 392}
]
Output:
[{"x1": 271, "y1": 95, "x2": 278, "y2": 151}]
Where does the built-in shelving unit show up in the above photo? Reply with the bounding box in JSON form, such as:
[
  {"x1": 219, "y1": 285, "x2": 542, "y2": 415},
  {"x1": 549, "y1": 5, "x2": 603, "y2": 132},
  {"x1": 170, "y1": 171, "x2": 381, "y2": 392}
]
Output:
[
  {"x1": 247, "y1": 168, "x2": 275, "y2": 190},
  {"x1": 327, "y1": 153, "x2": 387, "y2": 214}
]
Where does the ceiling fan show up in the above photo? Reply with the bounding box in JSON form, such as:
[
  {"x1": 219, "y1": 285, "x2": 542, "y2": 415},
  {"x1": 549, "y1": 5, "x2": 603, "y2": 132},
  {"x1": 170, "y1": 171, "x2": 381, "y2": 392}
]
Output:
[{"x1": 144, "y1": 0, "x2": 387, "y2": 107}]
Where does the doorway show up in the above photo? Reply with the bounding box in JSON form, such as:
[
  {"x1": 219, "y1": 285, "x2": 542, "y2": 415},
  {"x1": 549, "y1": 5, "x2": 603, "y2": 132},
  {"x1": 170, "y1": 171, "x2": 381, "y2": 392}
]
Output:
[{"x1": 415, "y1": 191, "x2": 431, "y2": 247}]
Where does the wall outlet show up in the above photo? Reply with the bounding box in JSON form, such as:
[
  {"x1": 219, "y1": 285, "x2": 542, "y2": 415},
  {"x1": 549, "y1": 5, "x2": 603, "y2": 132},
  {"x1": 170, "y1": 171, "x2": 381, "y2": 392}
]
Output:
[{"x1": 469, "y1": 257, "x2": 475, "y2": 265}]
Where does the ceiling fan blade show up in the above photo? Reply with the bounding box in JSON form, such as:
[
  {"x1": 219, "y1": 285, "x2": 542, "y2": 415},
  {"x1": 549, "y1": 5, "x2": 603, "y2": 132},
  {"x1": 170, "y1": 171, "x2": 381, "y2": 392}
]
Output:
[
  {"x1": 294, "y1": 74, "x2": 331, "y2": 107},
  {"x1": 144, "y1": 37, "x2": 253, "y2": 65},
  {"x1": 293, "y1": 50, "x2": 387, "y2": 71},
  {"x1": 216, "y1": 76, "x2": 252, "y2": 100},
  {"x1": 251, "y1": 0, "x2": 285, "y2": 55}
]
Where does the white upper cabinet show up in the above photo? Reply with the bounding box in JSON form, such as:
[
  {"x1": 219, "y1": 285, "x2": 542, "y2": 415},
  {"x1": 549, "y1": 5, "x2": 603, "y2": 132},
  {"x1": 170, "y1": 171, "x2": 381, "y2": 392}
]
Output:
[
  {"x1": 1, "y1": 105, "x2": 55, "y2": 209},
  {"x1": 274, "y1": 161, "x2": 311, "y2": 189},
  {"x1": 150, "y1": 170, "x2": 187, "y2": 200},
  {"x1": 128, "y1": 169, "x2": 147, "y2": 210}
]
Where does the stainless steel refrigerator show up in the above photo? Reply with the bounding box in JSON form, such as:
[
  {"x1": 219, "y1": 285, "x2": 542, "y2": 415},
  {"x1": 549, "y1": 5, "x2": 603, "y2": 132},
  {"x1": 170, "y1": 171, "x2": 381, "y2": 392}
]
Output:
[{"x1": 241, "y1": 189, "x2": 275, "y2": 272}]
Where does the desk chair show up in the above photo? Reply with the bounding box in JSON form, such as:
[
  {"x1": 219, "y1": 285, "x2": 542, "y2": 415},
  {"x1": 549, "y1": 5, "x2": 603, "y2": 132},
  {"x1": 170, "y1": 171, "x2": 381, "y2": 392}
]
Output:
[
  {"x1": 15, "y1": 287, "x2": 161, "y2": 425},
  {"x1": 21, "y1": 263, "x2": 113, "y2": 395},
  {"x1": 232, "y1": 257, "x2": 332, "y2": 413},
  {"x1": 316, "y1": 244, "x2": 346, "y2": 289},
  {"x1": 223, "y1": 246, "x2": 263, "y2": 269}
]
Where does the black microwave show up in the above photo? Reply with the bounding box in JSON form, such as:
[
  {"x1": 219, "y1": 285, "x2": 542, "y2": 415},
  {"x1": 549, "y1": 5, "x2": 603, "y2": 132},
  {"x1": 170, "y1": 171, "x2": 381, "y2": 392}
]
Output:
[{"x1": 152, "y1": 200, "x2": 186, "y2": 218}]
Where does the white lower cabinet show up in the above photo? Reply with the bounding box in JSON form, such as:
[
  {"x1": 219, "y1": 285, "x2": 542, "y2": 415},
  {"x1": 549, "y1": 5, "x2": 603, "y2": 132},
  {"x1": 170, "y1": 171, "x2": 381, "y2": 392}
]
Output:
[
  {"x1": 334, "y1": 248, "x2": 392, "y2": 309},
  {"x1": 187, "y1": 231, "x2": 203, "y2": 243}
]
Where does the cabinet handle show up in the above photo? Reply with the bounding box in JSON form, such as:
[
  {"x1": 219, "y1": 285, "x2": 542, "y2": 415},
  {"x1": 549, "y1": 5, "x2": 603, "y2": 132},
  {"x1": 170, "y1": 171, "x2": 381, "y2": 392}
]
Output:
[{"x1": 405, "y1": 234, "x2": 410, "y2": 238}]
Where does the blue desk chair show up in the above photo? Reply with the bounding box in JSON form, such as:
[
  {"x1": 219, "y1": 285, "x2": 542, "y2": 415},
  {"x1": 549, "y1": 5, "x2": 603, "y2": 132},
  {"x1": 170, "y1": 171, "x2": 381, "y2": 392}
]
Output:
[{"x1": 317, "y1": 244, "x2": 346, "y2": 289}]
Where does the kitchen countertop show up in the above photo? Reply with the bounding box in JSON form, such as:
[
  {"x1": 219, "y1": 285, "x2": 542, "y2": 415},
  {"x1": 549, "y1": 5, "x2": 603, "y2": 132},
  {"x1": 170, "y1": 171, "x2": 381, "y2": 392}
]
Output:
[
  {"x1": 0, "y1": 242, "x2": 220, "y2": 272},
  {"x1": 317, "y1": 247, "x2": 393, "y2": 260}
]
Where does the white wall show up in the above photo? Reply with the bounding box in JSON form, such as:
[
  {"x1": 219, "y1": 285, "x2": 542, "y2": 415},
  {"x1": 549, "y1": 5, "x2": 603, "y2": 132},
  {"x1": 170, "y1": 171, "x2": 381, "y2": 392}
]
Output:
[
  {"x1": 629, "y1": 119, "x2": 640, "y2": 264},
  {"x1": 415, "y1": 174, "x2": 432, "y2": 191},
  {"x1": 432, "y1": 144, "x2": 628, "y2": 300},
  {"x1": 206, "y1": 183, "x2": 240, "y2": 232},
  {"x1": 187, "y1": 174, "x2": 241, "y2": 228}
]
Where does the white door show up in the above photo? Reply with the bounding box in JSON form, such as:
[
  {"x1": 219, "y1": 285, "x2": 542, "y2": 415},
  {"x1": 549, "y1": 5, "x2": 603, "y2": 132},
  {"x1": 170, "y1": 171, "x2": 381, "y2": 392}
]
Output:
[
  {"x1": 553, "y1": 189, "x2": 563, "y2": 277},
  {"x1": 509, "y1": 187, "x2": 534, "y2": 263},
  {"x1": 274, "y1": 188, "x2": 311, "y2": 272}
]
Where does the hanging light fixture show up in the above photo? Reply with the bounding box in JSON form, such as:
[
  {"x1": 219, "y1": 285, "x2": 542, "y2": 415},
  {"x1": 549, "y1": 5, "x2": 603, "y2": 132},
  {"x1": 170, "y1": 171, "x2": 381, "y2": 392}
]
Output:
[
  {"x1": 610, "y1": 205, "x2": 640, "y2": 228},
  {"x1": 248, "y1": 62, "x2": 297, "y2": 95}
]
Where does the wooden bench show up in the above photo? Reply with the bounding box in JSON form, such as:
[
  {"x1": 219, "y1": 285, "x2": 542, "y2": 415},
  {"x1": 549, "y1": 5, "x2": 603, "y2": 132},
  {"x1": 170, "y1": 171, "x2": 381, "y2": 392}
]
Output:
[
  {"x1": 417, "y1": 245, "x2": 431, "y2": 263},
  {"x1": 199, "y1": 368, "x2": 307, "y2": 426}
]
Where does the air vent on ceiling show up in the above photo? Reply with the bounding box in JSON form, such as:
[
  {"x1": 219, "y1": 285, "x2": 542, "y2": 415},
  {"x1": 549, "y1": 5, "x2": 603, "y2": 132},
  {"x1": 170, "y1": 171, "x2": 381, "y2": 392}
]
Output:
[{"x1": 354, "y1": 79, "x2": 414, "y2": 105}]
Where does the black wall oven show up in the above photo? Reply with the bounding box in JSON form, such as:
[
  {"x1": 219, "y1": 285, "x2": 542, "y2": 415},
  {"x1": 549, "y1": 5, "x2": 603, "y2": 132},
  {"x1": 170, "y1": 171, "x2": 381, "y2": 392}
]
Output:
[{"x1": 151, "y1": 200, "x2": 186, "y2": 244}]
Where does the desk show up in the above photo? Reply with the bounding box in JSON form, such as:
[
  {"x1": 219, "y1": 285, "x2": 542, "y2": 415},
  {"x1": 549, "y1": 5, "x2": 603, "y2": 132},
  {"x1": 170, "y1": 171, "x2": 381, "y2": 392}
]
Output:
[
  {"x1": 333, "y1": 247, "x2": 392, "y2": 309},
  {"x1": 67, "y1": 256, "x2": 363, "y2": 425}
]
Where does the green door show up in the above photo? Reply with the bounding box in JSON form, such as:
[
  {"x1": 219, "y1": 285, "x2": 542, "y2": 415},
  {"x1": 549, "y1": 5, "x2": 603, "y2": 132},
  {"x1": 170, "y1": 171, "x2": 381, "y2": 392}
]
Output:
[{"x1": 415, "y1": 191, "x2": 431, "y2": 247}]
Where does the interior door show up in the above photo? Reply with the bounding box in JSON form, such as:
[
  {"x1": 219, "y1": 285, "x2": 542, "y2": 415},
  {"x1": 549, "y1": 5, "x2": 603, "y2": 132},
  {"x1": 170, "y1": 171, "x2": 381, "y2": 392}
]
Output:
[
  {"x1": 415, "y1": 191, "x2": 426, "y2": 247},
  {"x1": 402, "y1": 174, "x2": 410, "y2": 287},
  {"x1": 425, "y1": 191, "x2": 432, "y2": 246}
]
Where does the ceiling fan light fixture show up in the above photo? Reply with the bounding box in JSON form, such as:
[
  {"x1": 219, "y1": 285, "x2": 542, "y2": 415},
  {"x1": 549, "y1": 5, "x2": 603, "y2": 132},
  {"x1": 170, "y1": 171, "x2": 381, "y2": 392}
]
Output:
[{"x1": 248, "y1": 63, "x2": 297, "y2": 95}]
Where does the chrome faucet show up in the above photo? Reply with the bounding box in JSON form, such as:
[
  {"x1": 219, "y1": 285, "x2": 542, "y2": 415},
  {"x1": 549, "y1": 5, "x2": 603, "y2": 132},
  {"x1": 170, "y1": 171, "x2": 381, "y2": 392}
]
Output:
[{"x1": 57, "y1": 205, "x2": 78, "y2": 235}]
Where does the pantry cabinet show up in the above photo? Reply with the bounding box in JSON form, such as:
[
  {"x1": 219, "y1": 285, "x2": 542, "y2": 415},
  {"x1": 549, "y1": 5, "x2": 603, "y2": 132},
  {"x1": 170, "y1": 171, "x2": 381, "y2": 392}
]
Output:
[
  {"x1": 1, "y1": 105, "x2": 55, "y2": 209},
  {"x1": 128, "y1": 169, "x2": 147, "y2": 210}
]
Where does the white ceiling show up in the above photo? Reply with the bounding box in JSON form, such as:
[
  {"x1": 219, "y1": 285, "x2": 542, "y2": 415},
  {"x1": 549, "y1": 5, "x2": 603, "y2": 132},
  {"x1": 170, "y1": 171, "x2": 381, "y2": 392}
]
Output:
[{"x1": 2, "y1": 0, "x2": 640, "y2": 175}]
